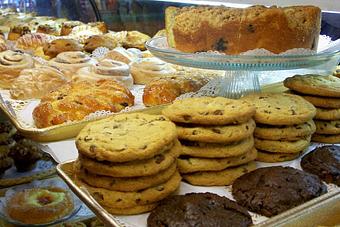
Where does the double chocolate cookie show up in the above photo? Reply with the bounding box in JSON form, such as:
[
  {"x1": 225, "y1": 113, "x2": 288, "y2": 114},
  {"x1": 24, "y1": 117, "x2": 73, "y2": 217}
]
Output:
[
  {"x1": 232, "y1": 166, "x2": 327, "y2": 217},
  {"x1": 301, "y1": 145, "x2": 340, "y2": 186},
  {"x1": 147, "y1": 192, "x2": 252, "y2": 227}
]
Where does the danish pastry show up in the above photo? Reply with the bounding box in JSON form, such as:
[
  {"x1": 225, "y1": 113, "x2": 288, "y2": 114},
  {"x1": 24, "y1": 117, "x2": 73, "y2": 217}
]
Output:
[
  {"x1": 8, "y1": 24, "x2": 31, "y2": 40},
  {"x1": 83, "y1": 35, "x2": 118, "y2": 53},
  {"x1": 43, "y1": 38, "x2": 83, "y2": 58},
  {"x1": 60, "y1": 21, "x2": 84, "y2": 36}
]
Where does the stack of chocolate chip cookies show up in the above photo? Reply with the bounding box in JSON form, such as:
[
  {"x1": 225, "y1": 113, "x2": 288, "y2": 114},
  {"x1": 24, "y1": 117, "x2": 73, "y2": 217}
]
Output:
[
  {"x1": 74, "y1": 113, "x2": 181, "y2": 215},
  {"x1": 242, "y1": 93, "x2": 316, "y2": 163},
  {"x1": 162, "y1": 97, "x2": 257, "y2": 186},
  {"x1": 284, "y1": 74, "x2": 340, "y2": 144}
]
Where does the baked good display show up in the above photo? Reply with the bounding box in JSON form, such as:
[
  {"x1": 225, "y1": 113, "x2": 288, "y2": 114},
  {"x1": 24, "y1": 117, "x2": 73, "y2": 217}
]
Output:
[
  {"x1": 75, "y1": 113, "x2": 180, "y2": 214},
  {"x1": 83, "y1": 35, "x2": 118, "y2": 53},
  {"x1": 232, "y1": 166, "x2": 327, "y2": 217},
  {"x1": 15, "y1": 33, "x2": 54, "y2": 52},
  {"x1": 60, "y1": 21, "x2": 84, "y2": 36},
  {"x1": 10, "y1": 66, "x2": 68, "y2": 100},
  {"x1": 100, "y1": 47, "x2": 140, "y2": 64},
  {"x1": 301, "y1": 145, "x2": 339, "y2": 186},
  {"x1": 43, "y1": 39, "x2": 83, "y2": 59},
  {"x1": 284, "y1": 74, "x2": 340, "y2": 143},
  {"x1": 37, "y1": 24, "x2": 59, "y2": 36},
  {"x1": 6, "y1": 187, "x2": 74, "y2": 224},
  {"x1": 48, "y1": 51, "x2": 97, "y2": 78},
  {"x1": 162, "y1": 97, "x2": 256, "y2": 186},
  {"x1": 88, "y1": 22, "x2": 108, "y2": 34},
  {"x1": 8, "y1": 138, "x2": 43, "y2": 172},
  {"x1": 74, "y1": 59, "x2": 133, "y2": 88},
  {"x1": 122, "y1": 31, "x2": 151, "y2": 50},
  {"x1": 166, "y1": 5, "x2": 321, "y2": 54},
  {"x1": 147, "y1": 192, "x2": 252, "y2": 227},
  {"x1": 0, "y1": 50, "x2": 34, "y2": 89},
  {"x1": 32, "y1": 79, "x2": 134, "y2": 128},
  {"x1": 8, "y1": 24, "x2": 31, "y2": 40},
  {"x1": 130, "y1": 57, "x2": 176, "y2": 84}
]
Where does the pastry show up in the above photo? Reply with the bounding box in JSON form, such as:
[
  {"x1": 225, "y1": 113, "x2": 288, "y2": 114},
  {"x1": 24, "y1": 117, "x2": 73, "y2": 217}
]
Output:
[
  {"x1": 76, "y1": 162, "x2": 177, "y2": 192},
  {"x1": 83, "y1": 35, "x2": 118, "y2": 53},
  {"x1": 162, "y1": 97, "x2": 256, "y2": 125},
  {"x1": 76, "y1": 114, "x2": 177, "y2": 162},
  {"x1": 15, "y1": 33, "x2": 53, "y2": 52},
  {"x1": 100, "y1": 47, "x2": 140, "y2": 64},
  {"x1": 232, "y1": 166, "x2": 327, "y2": 217},
  {"x1": 147, "y1": 192, "x2": 252, "y2": 227},
  {"x1": 36, "y1": 24, "x2": 59, "y2": 35},
  {"x1": 166, "y1": 5, "x2": 321, "y2": 54},
  {"x1": 182, "y1": 161, "x2": 256, "y2": 186},
  {"x1": 88, "y1": 22, "x2": 108, "y2": 34},
  {"x1": 122, "y1": 31, "x2": 151, "y2": 50},
  {"x1": 74, "y1": 59, "x2": 133, "y2": 88},
  {"x1": 78, "y1": 140, "x2": 179, "y2": 177},
  {"x1": 314, "y1": 120, "x2": 340, "y2": 134},
  {"x1": 68, "y1": 25, "x2": 105, "y2": 43},
  {"x1": 256, "y1": 149, "x2": 301, "y2": 162},
  {"x1": 130, "y1": 58, "x2": 176, "y2": 85},
  {"x1": 176, "y1": 119, "x2": 256, "y2": 143},
  {"x1": 153, "y1": 29, "x2": 166, "y2": 38},
  {"x1": 284, "y1": 74, "x2": 340, "y2": 97},
  {"x1": 43, "y1": 39, "x2": 83, "y2": 58},
  {"x1": 8, "y1": 24, "x2": 31, "y2": 40},
  {"x1": 60, "y1": 21, "x2": 84, "y2": 36},
  {"x1": 178, "y1": 147, "x2": 257, "y2": 173},
  {"x1": 48, "y1": 51, "x2": 97, "y2": 78},
  {"x1": 180, "y1": 136, "x2": 254, "y2": 158},
  {"x1": 301, "y1": 145, "x2": 340, "y2": 186},
  {"x1": 8, "y1": 139, "x2": 43, "y2": 172},
  {"x1": 254, "y1": 120, "x2": 316, "y2": 141},
  {"x1": 312, "y1": 133, "x2": 340, "y2": 144},
  {"x1": 0, "y1": 50, "x2": 34, "y2": 89},
  {"x1": 254, "y1": 136, "x2": 311, "y2": 153},
  {"x1": 315, "y1": 107, "x2": 340, "y2": 120},
  {"x1": 298, "y1": 94, "x2": 340, "y2": 109},
  {"x1": 75, "y1": 171, "x2": 181, "y2": 209},
  {"x1": 6, "y1": 187, "x2": 74, "y2": 224},
  {"x1": 242, "y1": 93, "x2": 316, "y2": 125},
  {"x1": 32, "y1": 79, "x2": 134, "y2": 128},
  {"x1": 10, "y1": 66, "x2": 68, "y2": 100}
]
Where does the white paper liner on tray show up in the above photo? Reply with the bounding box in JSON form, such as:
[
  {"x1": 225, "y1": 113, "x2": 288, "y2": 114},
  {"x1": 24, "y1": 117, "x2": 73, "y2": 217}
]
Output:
[{"x1": 100, "y1": 142, "x2": 339, "y2": 227}]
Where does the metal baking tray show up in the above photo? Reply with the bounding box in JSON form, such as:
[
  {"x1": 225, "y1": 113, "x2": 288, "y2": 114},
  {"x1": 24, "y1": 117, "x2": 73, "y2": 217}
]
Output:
[
  {"x1": 57, "y1": 156, "x2": 340, "y2": 227},
  {"x1": 0, "y1": 83, "x2": 286, "y2": 143}
]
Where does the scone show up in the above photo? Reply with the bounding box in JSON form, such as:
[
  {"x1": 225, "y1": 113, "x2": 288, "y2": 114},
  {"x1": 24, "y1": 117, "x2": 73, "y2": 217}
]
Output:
[
  {"x1": 83, "y1": 35, "x2": 118, "y2": 53},
  {"x1": 43, "y1": 38, "x2": 83, "y2": 58}
]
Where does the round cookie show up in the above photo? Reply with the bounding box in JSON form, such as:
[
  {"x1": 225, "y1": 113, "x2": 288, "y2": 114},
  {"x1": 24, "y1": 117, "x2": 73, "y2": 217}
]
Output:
[
  {"x1": 283, "y1": 74, "x2": 340, "y2": 97},
  {"x1": 254, "y1": 120, "x2": 315, "y2": 141},
  {"x1": 178, "y1": 148, "x2": 257, "y2": 173},
  {"x1": 180, "y1": 136, "x2": 254, "y2": 158},
  {"x1": 242, "y1": 93, "x2": 316, "y2": 125},
  {"x1": 162, "y1": 97, "x2": 256, "y2": 125},
  {"x1": 102, "y1": 203, "x2": 157, "y2": 215},
  {"x1": 254, "y1": 136, "x2": 311, "y2": 153},
  {"x1": 147, "y1": 193, "x2": 252, "y2": 227},
  {"x1": 78, "y1": 140, "x2": 180, "y2": 178},
  {"x1": 76, "y1": 113, "x2": 177, "y2": 162},
  {"x1": 256, "y1": 150, "x2": 301, "y2": 163},
  {"x1": 232, "y1": 166, "x2": 327, "y2": 217},
  {"x1": 75, "y1": 162, "x2": 177, "y2": 192},
  {"x1": 75, "y1": 171, "x2": 181, "y2": 209},
  {"x1": 315, "y1": 107, "x2": 340, "y2": 120},
  {"x1": 301, "y1": 145, "x2": 340, "y2": 186},
  {"x1": 312, "y1": 133, "x2": 340, "y2": 144},
  {"x1": 176, "y1": 119, "x2": 255, "y2": 143},
  {"x1": 315, "y1": 120, "x2": 340, "y2": 135},
  {"x1": 300, "y1": 95, "x2": 340, "y2": 109},
  {"x1": 182, "y1": 162, "x2": 256, "y2": 186}
]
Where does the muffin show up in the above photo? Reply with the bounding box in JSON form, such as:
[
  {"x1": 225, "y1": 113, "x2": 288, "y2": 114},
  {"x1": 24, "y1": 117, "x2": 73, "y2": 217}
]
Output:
[{"x1": 8, "y1": 139, "x2": 43, "y2": 172}]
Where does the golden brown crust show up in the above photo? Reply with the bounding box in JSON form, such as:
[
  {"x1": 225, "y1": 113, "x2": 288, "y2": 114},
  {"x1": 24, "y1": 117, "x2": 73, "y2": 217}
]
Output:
[
  {"x1": 43, "y1": 38, "x2": 83, "y2": 58},
  {"x1": 36, "y1": 24, "x2": 59, "y2": 36},
  {"x1": 32, "y1": 79, "x2": 134, "y2": 128},
  {"x1": 167, "y1": 5, "x2": 321, "y2": 54},
  {"x1": 60, "y1": 21, "x2": 84, "y2": 36},
  {"x1": 8, "y1": 24, "x2": 31, "y2": 41},
  {"x1": 88, "y1": 22, "x2": 108, "y2": 34},
  {"x1": 83, "y1": 35, "x2": 118, "y2": 53}
]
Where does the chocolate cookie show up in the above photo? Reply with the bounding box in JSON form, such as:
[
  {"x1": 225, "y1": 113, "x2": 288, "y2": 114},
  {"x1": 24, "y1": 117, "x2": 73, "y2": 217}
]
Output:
[
  {"x1": 147, "y1": 192, "x2": 252, "y2": 227},
  {"x1": 232, "y1": 166, "x2": 327, "y2": 217},
  {"x1": 301, "y1": 145, "x2": 340, "y2": 186}
]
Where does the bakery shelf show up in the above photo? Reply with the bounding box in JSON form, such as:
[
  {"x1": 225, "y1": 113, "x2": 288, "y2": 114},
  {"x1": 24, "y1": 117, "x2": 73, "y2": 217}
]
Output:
[{"x1": 146, "y1": 36, "x2": 340, "y2": 98}]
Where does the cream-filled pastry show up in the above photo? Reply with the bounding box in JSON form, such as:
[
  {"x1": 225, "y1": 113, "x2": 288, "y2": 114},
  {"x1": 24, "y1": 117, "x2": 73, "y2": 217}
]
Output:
[
  {"x1": 0, "y1": 50, "x2": 34, "y2": 88},
  {"x1": 100, "y1": 47, "x2": 141, "y2": 64},
  {"x1": 130, "y1": 57, "x2": 176, "y2": 84},
  {"x1": 48, "y1": 51, "x2": 97, "y2": 79},
  {"x1": 10, "y1": 66, "x2": 68, "y2": 100},
  {"x1": 74, "y1": 59, "x2": 133, "y2": 88}
]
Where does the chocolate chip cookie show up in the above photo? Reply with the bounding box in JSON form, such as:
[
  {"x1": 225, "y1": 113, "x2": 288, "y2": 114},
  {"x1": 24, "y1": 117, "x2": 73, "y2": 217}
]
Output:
[
  {"x1": 254, "y1": 136, "x2": 311, "y2": 153},
  {"x1": 232, "y1": 166, "x2": 327, "y2": 217},
  {"x1": 315, "y1": 107, "x2": 340, "y2": 120},
  {"x1": 315, "y1": 120, "x2": 340, "y2": 134}
]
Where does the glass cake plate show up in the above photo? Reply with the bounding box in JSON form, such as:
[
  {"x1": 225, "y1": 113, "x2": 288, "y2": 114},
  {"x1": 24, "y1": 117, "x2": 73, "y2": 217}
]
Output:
[{"x1": 146, "y1": 37, "x2": 340, "y2": 98}]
